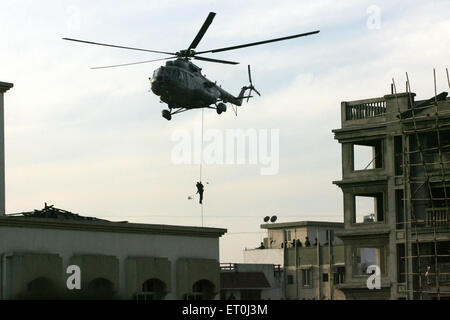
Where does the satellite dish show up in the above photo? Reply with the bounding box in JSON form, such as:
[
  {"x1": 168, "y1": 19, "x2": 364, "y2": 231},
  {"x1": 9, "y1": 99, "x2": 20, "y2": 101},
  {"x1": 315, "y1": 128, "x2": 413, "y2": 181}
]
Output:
[
  {"x1": 270, "y1": 215, "x2": 277, "y2": 223},
  {"x1": 263, "y1": 216, "x2": 270, "y2": 223}
]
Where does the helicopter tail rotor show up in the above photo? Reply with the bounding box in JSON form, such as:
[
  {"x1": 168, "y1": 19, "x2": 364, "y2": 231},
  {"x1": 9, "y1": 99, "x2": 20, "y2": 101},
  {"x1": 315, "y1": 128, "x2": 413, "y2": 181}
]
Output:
[{"x1": 246, "y1": 65, "x2": 261, "y2": 103}]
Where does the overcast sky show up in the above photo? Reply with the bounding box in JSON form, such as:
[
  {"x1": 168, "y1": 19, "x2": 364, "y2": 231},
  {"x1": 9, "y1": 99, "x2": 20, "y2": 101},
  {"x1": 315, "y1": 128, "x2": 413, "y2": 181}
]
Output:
[{"x1": 0, "y1": 0, "x2": 449, "y2": 262}]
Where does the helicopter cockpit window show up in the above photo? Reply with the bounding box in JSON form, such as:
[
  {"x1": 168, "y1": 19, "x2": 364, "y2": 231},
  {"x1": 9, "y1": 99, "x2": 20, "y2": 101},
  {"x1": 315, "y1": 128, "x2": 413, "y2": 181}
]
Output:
[
  {"x1": 153, "y1": 68, "x2": 164, "y2": 79},
  {"x1": 171, "y1": 69, "x2": 183, "y2": 82},
  {"x1": 178, "y1": 70, "x2": 184, "y2": 81}
]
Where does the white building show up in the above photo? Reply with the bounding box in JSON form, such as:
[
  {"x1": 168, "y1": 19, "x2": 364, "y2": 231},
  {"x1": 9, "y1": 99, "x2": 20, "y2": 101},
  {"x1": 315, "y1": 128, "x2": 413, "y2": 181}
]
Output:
[
  {"x1": 0, "y1": 205, "x2": 226, "y2": 299},
  {"x1": 0, "y1": 81, "x2": 227, "y2": 300}
]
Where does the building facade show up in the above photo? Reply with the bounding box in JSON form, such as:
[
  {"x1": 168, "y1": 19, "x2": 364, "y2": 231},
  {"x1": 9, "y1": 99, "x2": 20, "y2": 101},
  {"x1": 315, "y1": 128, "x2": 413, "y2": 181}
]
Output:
[
  {"x1": 244, "y1": 221, "x2": 345, "y2": 299},
  {"x1": 333, "y1": 88, "x2": 450, "y2": 299},
  {"x1": 0, "y1": 206, "x2": 226, "y2": 300}
]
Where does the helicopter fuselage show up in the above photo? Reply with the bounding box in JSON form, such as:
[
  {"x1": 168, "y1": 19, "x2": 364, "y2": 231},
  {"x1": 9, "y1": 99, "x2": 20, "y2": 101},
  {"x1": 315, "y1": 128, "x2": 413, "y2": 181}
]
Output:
[{"x1": 150, "y1": 58, "x2": 243, "y2": 109}]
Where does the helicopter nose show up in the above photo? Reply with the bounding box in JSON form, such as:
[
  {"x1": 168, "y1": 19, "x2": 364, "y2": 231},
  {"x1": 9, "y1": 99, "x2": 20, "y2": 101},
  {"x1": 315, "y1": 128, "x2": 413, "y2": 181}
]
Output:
[
  {"x1": 151, "y1": 76, "x2": 167, "y2": 85},
  {"x1": 150, "y1": 76, "x2": 167, "y2": 95}
]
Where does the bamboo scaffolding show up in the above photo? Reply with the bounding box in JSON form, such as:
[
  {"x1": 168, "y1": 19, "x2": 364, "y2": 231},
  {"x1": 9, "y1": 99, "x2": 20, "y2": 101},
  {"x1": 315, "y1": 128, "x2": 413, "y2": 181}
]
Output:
[
  {"x1": 394, "y1": 77, "x2": 425, "y2": 299},
  {"x1": 398, "y1": 238, "x2": 450, "y2": 242},
  {"x1": 394, "y1": 69, "x2": 450, "y2": 300},
  {"x1": 400, "y1": 255, "x2": 450, "y2": 259},
  {"x1": 399, "y1": 290, "x2": 450, "y2": 294},
  {"x1": 396, "y1": 220, "x2": 450, "y2": 225}
]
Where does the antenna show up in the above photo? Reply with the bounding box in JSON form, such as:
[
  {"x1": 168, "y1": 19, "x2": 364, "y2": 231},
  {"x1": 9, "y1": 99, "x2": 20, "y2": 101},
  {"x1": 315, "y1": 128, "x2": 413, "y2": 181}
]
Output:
[{"x1": 446, "y1": 68, "x2": 450, "y2": 90}]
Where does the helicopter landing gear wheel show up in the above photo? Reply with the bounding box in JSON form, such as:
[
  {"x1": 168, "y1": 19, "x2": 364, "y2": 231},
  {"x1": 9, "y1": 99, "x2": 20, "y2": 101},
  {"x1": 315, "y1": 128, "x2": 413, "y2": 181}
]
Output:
[
  {"x1": 216, "y1": 103, "x2": 227, "y2": 115},
  {"x1": 162, "y1": 109, "x2": 172, "y2": 121}
]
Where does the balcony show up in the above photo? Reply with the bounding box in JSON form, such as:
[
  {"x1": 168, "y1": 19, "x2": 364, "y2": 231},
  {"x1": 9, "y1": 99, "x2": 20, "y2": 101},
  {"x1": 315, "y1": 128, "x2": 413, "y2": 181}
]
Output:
[
  {"x1": 426, "y1": 208, "x2": 449, "y2": 228},
  {"x1": 340, "y1": 97, "x2": 388, "y2": 129},
  {"x1": 345, "y1": 98, "x2": 387, "y2": 121}
]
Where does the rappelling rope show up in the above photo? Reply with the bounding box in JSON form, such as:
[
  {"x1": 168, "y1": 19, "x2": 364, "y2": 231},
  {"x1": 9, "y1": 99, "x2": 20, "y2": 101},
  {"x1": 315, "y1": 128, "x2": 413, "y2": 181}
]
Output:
[
  {"x1": 200, "y1": 108, "x2": 204, "y2": 227},
  {"x1": 200, "y1": 107, "x2": 204, "y2": 182}
]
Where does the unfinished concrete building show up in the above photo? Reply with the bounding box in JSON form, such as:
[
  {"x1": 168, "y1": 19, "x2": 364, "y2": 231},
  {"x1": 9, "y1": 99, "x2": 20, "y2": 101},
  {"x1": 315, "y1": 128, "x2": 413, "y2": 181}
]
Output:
[{"x1": 333, "y1": 77, "x2": 450, "y2": 300}]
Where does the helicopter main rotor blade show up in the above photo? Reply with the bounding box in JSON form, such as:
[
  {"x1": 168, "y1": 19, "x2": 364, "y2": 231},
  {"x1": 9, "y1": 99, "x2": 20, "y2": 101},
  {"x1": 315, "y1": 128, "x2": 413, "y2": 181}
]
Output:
[
  {"x1": 193, "y1": 56, "x2": 239, "y2": 65},
  {"x1": 248, "y1": 65, "x2": 252, "y2": 84},
  {"x1": 62, "y1": 37, "x2": 176, "y2": 55},
  {"x1": 90, "y1": 56, "x2": 177, "y2": 69},
  {"x1": 195, "y1": 30, "x2": 320, "y2": 55},
  {"x1": 187, "y1": 12, "x2": 216, "y2": 51}
]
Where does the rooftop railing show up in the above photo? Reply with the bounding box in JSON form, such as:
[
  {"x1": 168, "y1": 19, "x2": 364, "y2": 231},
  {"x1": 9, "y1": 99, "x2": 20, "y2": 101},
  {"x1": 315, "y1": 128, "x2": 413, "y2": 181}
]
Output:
[{"x1": 345, "y1": 97, "x2": 387, "y2": 121}]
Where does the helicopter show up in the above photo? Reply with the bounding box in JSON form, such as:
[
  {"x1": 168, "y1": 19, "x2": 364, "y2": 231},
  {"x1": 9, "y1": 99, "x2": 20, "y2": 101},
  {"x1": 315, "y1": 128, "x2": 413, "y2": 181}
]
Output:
[{"x1": 63, "y1": 12, "x2": 319, "y2": 120}]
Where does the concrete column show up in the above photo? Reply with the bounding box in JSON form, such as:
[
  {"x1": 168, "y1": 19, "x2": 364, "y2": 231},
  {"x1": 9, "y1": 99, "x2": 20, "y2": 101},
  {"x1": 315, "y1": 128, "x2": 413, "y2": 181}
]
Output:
[
  {"x1": 342, "y1": 143, "x2": 354, "y2": 177},
  {"x1": 384, "y1": 92, "x2": 415, "y2": 118},
  {"x1": 0, "y1": 81, "x2": 13, "y2": 216}
]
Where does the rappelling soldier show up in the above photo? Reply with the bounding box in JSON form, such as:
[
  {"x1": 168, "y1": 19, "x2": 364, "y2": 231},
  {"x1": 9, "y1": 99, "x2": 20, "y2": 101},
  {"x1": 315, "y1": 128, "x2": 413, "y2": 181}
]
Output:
[{"x1": 196, "y1": 181, "x2": 204, "y2": 204}]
